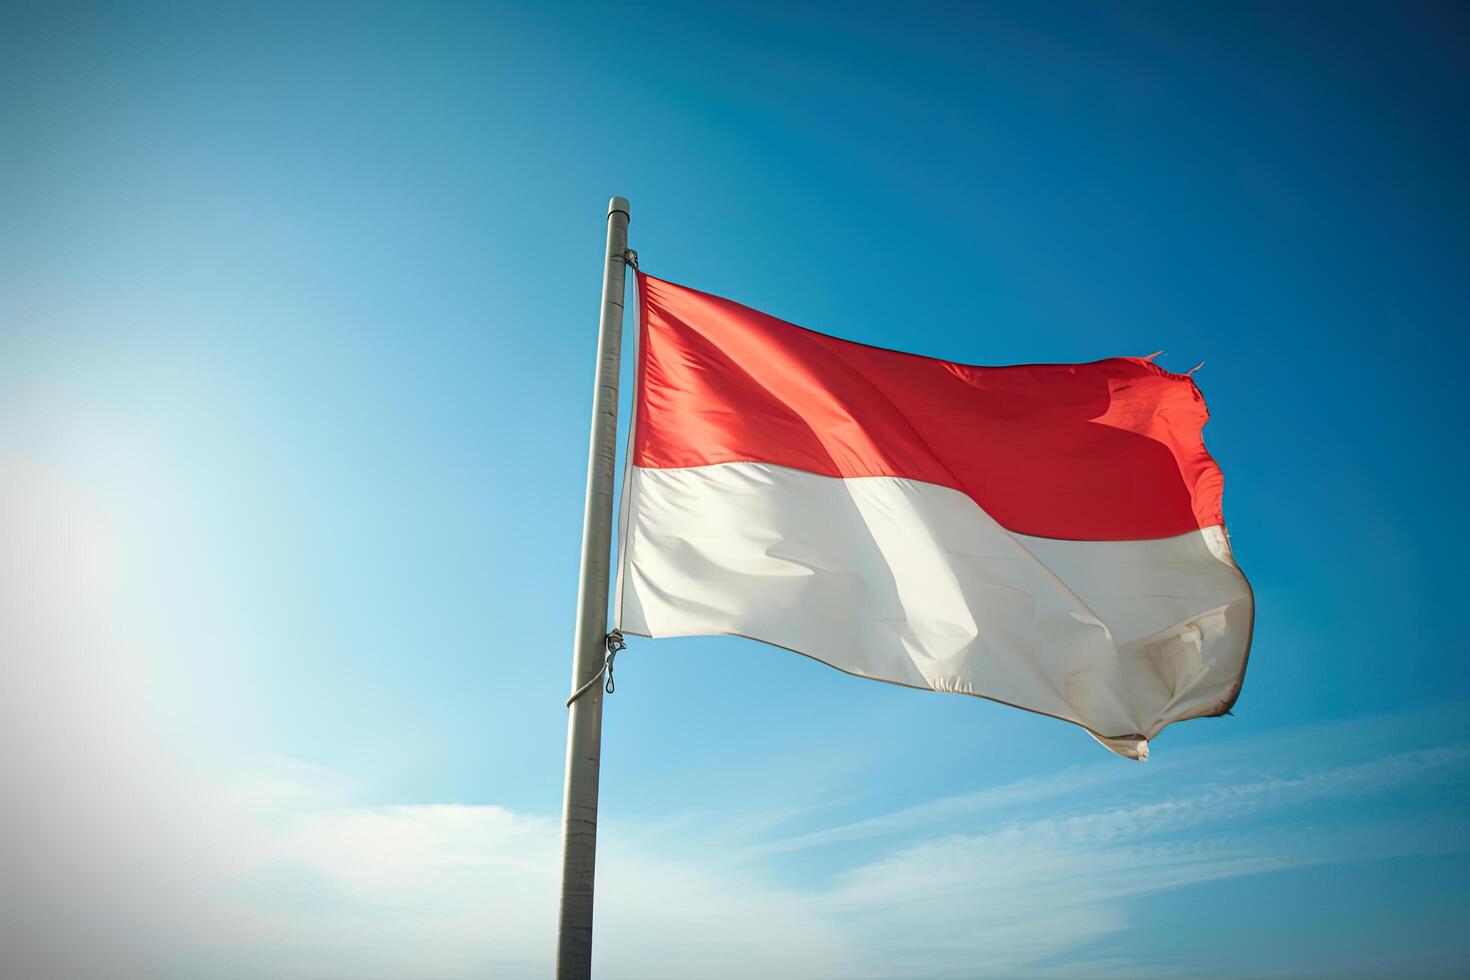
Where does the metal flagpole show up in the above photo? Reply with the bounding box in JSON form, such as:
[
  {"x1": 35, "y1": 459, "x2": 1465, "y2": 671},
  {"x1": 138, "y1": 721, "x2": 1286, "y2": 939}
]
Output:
[{"x1": 556, "y1": 196, "x2": 631, "y2": 979}]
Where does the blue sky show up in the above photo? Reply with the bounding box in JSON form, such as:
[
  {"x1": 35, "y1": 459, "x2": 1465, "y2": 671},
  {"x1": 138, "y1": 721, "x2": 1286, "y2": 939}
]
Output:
[{"x1": 3, "y1": 2, "x2": 1468, "y2": 977}]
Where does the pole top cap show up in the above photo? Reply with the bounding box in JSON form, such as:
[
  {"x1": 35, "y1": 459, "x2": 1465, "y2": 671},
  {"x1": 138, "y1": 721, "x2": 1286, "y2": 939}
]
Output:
[{"x1": 608, "y1": 196, "x2": 630, "y2": 218}]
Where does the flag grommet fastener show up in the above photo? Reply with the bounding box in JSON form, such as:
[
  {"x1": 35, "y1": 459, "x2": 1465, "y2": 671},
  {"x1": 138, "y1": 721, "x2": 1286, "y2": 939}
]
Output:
[{"x1": 565, "y1": 630, "x2": 626, "y2": 707}]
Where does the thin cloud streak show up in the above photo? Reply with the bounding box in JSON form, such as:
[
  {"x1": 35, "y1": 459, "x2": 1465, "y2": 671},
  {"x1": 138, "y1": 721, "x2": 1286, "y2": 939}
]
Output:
[
  {"x1": 135, "y1": 725, "x2": 1470, "y2": 977},
  {"x1": 3, "y1": 730, "x2": 1466, "y2": 978}
]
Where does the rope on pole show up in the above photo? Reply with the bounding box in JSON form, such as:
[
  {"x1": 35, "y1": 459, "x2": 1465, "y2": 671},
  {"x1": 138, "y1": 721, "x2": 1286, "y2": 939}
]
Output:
[{"x1": 564, "y1": 630, "x2": 626, "y2": 707}]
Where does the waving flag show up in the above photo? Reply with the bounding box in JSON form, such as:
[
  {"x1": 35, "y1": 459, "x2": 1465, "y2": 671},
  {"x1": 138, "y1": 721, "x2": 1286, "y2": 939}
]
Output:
[{"x1": 615, "y1": 273, "x2": 1253, "y2": 758}]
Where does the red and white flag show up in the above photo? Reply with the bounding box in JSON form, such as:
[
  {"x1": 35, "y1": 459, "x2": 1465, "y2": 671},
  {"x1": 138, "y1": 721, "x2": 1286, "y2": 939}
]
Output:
[{"x1": 615, "y1": 274, "x2": 1253, "y2": 758}]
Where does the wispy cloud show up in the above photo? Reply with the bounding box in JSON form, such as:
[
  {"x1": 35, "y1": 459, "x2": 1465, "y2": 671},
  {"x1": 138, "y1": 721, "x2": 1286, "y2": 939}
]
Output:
[
  {"x1": 796, "y1": 744, "x2": 1468, "y2": 979},
  {"x1": 757, "y1": 763, "x2": 1143, "y2": 854},
  {"x1": 10, "y1": 728, "x2": 1460, "y2": 979}
]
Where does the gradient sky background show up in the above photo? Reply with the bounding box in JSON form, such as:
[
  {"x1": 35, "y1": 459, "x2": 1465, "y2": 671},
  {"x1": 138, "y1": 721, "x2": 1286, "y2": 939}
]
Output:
[{"x1": 4, "y1": 2, "x2": 1469, "y2": 978}]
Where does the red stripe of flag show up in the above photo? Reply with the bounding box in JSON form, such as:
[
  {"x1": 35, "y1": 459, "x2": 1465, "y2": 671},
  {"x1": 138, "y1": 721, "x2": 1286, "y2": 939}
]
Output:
[{"x1": 633, "y1": 273, "x2": 1225, "y2": 542}]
